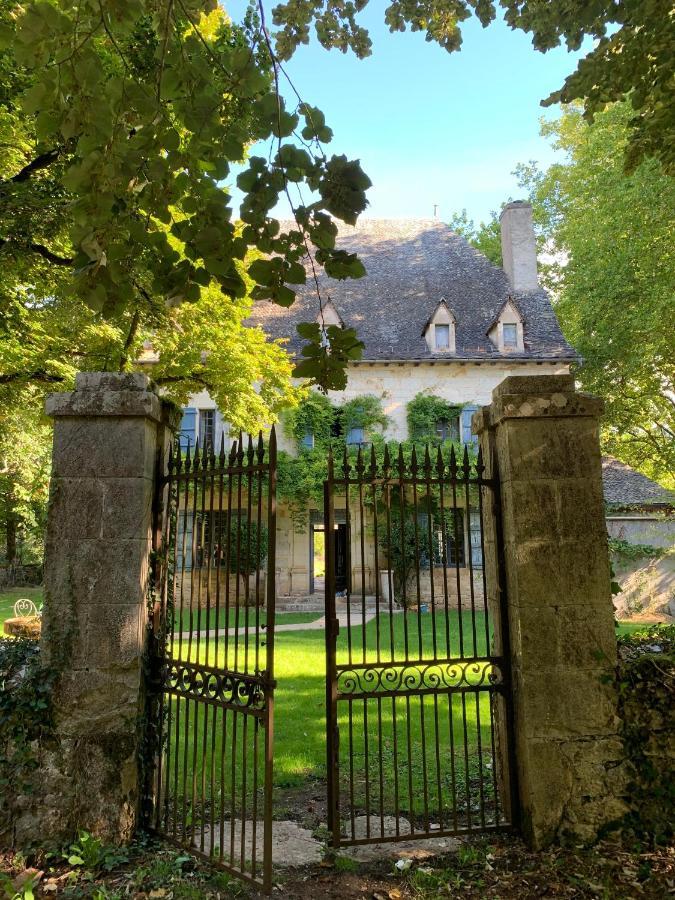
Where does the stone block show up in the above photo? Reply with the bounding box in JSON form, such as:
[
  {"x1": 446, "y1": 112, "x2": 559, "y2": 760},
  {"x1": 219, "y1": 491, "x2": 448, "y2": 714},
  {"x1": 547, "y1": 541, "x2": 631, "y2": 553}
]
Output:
[
  {"x1": 75, "y1": 371, "x2": 153, "y2": 392},
  {"x1": 512, "y1": 664, "x2": 619, "y2": 740},
  {"x1": 511, "y1": 603, "x2": 617, "y2": 671},
  {"x1": 85, "y1": 601, "x2": 146, "y2": 667},
  {"x1": 51, "y1": 418, "x2": 157, "y2": 479},
  {"x1": 503, "y1": 538, "x2": 612, "y2": 609},
  {"x1": 493, "y1": 375, "x2": 575, "y2": 397},
  {"x1": 498, "y1": 418, "x2": 602, "y2": 482},
  {"x1": 55, "y1": 666, "x2": 142, "y2": 737}
]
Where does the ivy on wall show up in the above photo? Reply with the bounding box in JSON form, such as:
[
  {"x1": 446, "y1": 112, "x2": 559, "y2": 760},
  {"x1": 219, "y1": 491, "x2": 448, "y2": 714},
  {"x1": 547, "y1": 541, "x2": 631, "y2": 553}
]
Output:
[
  {"x1": 617, "y1": 624, "x2": 675, "y2": 845},
  {"x1": 0, "y1": 638, "x2": 57, "y2": 838},
  {"x1": 338, "y1": 396, "x2": 389, "y2": 435},
  {"x1": 277, "y1": 392, "x2": 476, "y2": 532},
  {"x1": 406, "y1": 394, "x2": 464, "y2": 443},
  {"x1": 608, "y1": 537, "x2": 664, "y2": 562},
  {"x1": 278, "y1": 393, "x2": 389, "y2": 531},
  {"x1": 284, "y1": 391, "x2": 335, "y2": 449}
]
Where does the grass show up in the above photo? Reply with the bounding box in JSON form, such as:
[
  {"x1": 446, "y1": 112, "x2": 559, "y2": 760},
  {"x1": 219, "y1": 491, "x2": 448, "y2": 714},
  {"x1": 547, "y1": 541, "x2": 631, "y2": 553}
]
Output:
[
  {"x1": 0, "y1": 586, "x2": 43, "y2": 626},
  {"x1": 162, "y1": 611, "x2": 502, "y2": 843},
  {"x1": 174, "y1": 607, "x2": 320, "y2": 633}
]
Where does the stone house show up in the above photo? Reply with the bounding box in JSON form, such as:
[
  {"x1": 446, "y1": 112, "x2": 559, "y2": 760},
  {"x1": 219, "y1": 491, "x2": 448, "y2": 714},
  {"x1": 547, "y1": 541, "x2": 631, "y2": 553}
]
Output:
[
  {"x1": 603, "y1": 457, "x2": 675, "y2": 618},
  {"x1": 175, "y1": 201, "x2": 582, "y2": 603}
]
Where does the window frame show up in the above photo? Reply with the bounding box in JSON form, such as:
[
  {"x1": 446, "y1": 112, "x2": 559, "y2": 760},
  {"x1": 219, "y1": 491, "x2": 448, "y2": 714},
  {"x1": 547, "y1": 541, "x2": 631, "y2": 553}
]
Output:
[
  {"x1": 434, "y1": 322, "x2": 451, "y2": 350},
  {"x1": 197, "y1": 408, "x2": 216, "y2": 450},
  {"x1": 435, "y1": 416, "x2": 460, "y2": 443},
  {"x1": 502, "y1": 322, "x2": 518, "y2": 349}
]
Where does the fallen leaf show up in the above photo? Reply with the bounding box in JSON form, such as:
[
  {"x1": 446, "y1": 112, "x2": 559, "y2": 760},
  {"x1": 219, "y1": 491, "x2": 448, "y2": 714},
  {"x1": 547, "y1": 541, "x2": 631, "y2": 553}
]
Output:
[{"x1": 13, "y1": 869, "x2": 43, "y2": 890}]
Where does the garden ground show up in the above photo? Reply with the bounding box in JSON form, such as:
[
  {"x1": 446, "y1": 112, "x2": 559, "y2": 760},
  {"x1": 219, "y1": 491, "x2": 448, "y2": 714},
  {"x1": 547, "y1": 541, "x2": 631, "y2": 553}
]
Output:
[{"x1": 2, "y1": 832, "x2": 674, "y2": 898}]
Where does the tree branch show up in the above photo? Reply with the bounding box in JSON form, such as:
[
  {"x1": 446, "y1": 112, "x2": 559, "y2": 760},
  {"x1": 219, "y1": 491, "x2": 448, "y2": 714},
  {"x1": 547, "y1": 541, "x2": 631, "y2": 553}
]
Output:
[
  {"x1": 0, "y1": 371, "x2": 66, "y2": 385},
  {"x1": 154, "y1": 372, "x2": 214, "y2": 391},
  {"x1": 0, "y1": 237, "x2": 73, "y2": 266},
  {"x1": 119, "y1": 308, "x2": 141, "y2": 372},
  {"x1": 1, "y1": 149, "x2": 60, "y2": 186}
]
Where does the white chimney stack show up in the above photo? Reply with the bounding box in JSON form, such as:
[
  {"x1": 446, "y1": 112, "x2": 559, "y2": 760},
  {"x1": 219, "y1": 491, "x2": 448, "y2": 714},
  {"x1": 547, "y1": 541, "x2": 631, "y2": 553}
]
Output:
[{"x1": 500, "y1": 200, "x2": 539, "y2": 291}]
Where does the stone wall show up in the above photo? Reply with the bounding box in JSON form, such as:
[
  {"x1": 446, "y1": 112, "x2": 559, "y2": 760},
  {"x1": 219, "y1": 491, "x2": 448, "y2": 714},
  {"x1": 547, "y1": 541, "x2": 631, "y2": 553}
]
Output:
[{"x1": 617, "y1": 626, "x2": 675, "y2": 843}]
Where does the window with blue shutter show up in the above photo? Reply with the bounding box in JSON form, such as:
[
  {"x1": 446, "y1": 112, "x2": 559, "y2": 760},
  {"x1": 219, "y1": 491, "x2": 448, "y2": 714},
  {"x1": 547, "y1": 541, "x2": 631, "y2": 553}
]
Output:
[
  {"x1": 461, "y1": 405, "x2": 479, "y2": 448},
  {"x1": 179, "y1": 407, "x2": 196, "y2": 452}
]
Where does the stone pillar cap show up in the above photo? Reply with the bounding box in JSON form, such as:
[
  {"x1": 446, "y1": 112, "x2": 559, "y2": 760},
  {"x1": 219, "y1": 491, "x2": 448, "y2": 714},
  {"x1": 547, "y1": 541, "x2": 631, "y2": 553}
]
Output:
[
  {"x1": 74, "y1": 372, "x2": 157, "y2": 393},
  {"x1": 473, "y1": 374, "x2": 603, "y2": 434},
  {"x1": 492, "y1": 374, "x2": 575, "y2": 398},
  {"x1": 46, "y1": 371, "x2": 165, "y2": 422}
]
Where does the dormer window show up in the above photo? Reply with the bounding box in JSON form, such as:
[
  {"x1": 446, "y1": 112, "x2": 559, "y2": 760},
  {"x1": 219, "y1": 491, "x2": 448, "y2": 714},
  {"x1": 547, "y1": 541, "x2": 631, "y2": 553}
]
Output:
[
  {"x1": 435, "y1": 324, "x2": 450, "y2": 350},
  {"x1": 423, "y1": 299, "x2": 456, "y2": 353},
  {"x1": 487, "y1": 297, "x2": 525, "y2": 353}
]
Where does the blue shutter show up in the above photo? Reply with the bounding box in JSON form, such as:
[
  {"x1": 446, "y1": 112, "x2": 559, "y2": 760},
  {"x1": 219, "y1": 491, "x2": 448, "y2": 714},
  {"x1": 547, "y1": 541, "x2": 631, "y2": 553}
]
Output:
[
  {"x1": 179, "y1": 407, "x2": 196, "y2": 452},
  {"x1": 461, "y1": 405, "x2": 479, "y2": 448}
]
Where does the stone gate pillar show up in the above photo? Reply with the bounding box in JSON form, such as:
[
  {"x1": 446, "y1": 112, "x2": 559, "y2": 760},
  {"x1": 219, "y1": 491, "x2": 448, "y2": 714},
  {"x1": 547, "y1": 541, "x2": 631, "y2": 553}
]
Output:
[
  {"x1": 32, "y1": 373, "x2": 175, "y2": 844},
  {"x1": 474, "y1": 374, "x2": 626, "y2": 847}
]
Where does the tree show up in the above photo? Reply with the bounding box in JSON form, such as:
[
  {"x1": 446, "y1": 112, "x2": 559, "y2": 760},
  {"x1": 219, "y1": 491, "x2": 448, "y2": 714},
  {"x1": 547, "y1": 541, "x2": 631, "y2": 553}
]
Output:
[
  {"x1": 0, "y1": 1, "x2": 368, "y2": 396},
  {"x1": 448, "y1": 209, "x2": 502, "y2": 266},
  {"x1": 515, "y1": 104, "x2": 675, "y2": 488},
  {"x1": 272, "y1": 1, "x2": 674, "y2": 174},
  {"x1": 0, "y1": 395, "x2": 51, "y2": 565}
]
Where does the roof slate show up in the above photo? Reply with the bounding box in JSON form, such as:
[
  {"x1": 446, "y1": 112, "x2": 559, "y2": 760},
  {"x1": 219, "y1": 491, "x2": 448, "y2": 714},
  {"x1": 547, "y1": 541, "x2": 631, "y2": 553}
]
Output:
[
  {"x1": 602, "y1": 457, "x2": 674, "y2": 508},
  {"x1": 247, "y1": 218, "x2": 577, "y2": 361}
]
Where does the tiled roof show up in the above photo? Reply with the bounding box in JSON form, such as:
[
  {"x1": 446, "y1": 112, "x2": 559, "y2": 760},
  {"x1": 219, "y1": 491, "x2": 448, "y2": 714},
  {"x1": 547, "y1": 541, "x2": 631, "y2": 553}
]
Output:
[
  {"x1": 602, "y1": 457, "x2": 674, "y2": 508},
  {"x1": 247, "y1": 219, "x2": 577, "y2": 361}
]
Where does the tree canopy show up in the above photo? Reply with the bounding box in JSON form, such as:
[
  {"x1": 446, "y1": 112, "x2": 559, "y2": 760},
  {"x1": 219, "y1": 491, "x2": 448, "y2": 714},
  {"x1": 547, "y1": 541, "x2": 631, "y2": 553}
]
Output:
[
  {"x1": 519, "y1": 104, "x2": 675, "y2": 488},
  {"x1": 453, "y1": 104, "x2": 674, "y2": 488},
  {"x1": 271, "y1": 0, "x2": 674, "y2": 175}
]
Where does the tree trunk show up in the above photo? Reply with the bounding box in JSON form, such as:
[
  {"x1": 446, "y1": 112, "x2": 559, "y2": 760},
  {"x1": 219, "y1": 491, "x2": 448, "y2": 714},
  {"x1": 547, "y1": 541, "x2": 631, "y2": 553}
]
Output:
[{"x1": 5, "y1": 510, "x2": 17, "y2": 565}]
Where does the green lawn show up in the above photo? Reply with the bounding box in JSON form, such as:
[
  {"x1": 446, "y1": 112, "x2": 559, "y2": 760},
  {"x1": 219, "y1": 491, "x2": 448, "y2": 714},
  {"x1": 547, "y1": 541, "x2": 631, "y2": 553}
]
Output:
[
  {"x1": 160, "y1": 611, "x2": 503, "y2": 840},
  {"x1": 0, "y1": 586, "x2": 43, "y2": 626},
  {"x1": 174, "y1": 607, "x2": 320, "y2": 633}
]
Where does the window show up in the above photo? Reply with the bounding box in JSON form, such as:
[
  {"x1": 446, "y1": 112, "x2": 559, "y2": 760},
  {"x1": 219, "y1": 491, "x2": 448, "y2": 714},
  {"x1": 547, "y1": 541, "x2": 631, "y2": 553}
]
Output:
[
  {"x1": 346, "y1": 426, "x2": 366, "y2": 446},
  {"x1": 301, "y1": 430, "x2": 315, "y2": 450},
  {"x1": 435, "y1": 416, "x2": 460, "y2": 443},
  {"x1": 444, "y1": 509, "x2": 465, "y2": 566},
  {"x1": 502, "y1": 323, "x2": 518, "y2": 348},
  {"x1": 198, "y1": 409, "x2": 216, "y2": 449},
  {"x1": 435, "y1": 323, "x2": 450, "y2": 349},
  {"x1": 469, "y1": 511, "x2": 483, "y2": 567},
  {"x1": 419, "y1": 511, "x2": 466, "y2": 567}
]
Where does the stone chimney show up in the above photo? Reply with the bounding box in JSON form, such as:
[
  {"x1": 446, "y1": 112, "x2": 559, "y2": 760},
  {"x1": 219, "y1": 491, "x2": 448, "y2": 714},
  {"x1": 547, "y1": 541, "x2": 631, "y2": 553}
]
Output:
[{"x1": 500, "y1": 200, "x2": 538, "y2": 292}]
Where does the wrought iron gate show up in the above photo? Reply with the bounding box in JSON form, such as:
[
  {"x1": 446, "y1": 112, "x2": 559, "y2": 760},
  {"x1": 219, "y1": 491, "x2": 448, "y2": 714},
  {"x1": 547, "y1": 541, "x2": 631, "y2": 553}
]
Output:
[
  {"x1": 146, "y1": 429, "x2": 277, "y2": 892},
  {"x1": 324, "y1": 443, "x2": 517, "y2": 846}
]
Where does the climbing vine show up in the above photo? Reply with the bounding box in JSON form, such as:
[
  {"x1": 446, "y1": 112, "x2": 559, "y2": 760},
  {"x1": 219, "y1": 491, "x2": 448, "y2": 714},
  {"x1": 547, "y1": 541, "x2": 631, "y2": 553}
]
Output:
[
  {"x1": 276, "y1": 392, "x2": 477, "y2": 532},
  {"x1": 406, "y1": 393, "x2": 465, "y2": 443},
  {"x1": 0, "y1": 638, "x2": 58, "y2": 829},
  {"x1": 608, "y1": 537, "x2": 664, "y2": 562},
  {"x1": 617, "y1": 624, "x2": 675, "y2": 844},
  {"x1": 277, "y1": 393, "x2": 389, "y2": 531},
  {"x1": 338, "y1": 396, "x2": 389, "y2": 435},
  {"x1": 284, "y1": 391, "x2": 334, "y2": 449}
]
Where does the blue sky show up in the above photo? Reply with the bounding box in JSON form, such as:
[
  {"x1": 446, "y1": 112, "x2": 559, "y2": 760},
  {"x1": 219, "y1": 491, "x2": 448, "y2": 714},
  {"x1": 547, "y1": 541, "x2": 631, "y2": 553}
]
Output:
[{"x1": 229, "y1": 3, "x2": 584, "y2": 223}]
